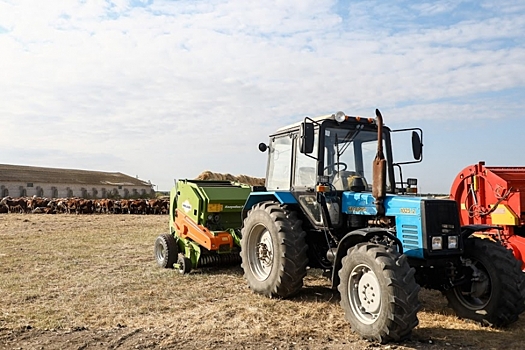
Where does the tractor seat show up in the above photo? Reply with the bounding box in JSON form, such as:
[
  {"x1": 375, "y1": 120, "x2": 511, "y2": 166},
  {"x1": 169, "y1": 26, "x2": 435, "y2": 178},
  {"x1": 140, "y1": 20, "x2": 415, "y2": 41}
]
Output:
[{"x1": 332, "y1": 171, "x2": 368, "y2": 192}]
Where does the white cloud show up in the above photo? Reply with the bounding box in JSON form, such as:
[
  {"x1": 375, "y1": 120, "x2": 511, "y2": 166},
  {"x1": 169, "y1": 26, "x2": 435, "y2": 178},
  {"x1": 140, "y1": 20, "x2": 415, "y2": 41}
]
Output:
[{"x1": 411, "y1": 1, "x2": 461, "y2": 16}]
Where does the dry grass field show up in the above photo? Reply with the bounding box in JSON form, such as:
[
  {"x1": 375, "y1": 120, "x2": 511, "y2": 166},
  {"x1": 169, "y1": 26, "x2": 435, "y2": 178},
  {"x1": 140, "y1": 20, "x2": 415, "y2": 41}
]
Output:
[{"x1": 1, "y1": 214, "x2": 525, "y2": 350}]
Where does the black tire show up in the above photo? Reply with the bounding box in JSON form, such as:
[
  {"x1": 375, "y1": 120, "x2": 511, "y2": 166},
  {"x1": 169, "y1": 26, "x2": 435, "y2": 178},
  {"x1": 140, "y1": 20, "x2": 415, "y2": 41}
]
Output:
[
  {"x1": 177, "y1": 255, "x2": 192, "y2": 274},
  {"x1": 338, "y1": 243, "x2": 421, "y2": 343},
  {"x1": 240, "y1": 201, "x2": 308, "y2": 298},
  {"x1": 154, "y1": 234, "x2": 178, "y2": 268},
  {"x1": 444, "y1": 238, "x2": 525, "y2": 326}
]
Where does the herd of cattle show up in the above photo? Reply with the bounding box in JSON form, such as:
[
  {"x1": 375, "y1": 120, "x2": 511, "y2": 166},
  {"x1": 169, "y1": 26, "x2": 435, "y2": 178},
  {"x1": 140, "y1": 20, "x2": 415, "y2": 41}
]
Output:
[
  {"x1": 0, "y1": 172, "x2": 264, "y2": 215},
  {"x1": 0, "y1": 196, "x2": 169, "y2": 215}
]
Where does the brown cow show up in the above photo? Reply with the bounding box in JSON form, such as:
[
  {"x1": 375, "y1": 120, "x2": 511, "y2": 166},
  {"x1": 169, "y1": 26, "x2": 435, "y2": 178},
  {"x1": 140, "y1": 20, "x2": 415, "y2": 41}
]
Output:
[
  {"x1": 0, "y1": 197, "x2": 28, "y2": 213},
  {"x1": 27, "y1": 196, "x2": 51, "y2": 211},
  {"x1": 129, "y1": 199, "x2": 148, "y2": 214},
  {"x1": 52, "y1": 199, "x2": 69, "y2": 213},
  {"x1": 31, "y1": 206, "x2": 56, "y2": 214},
  {"x1": 118, "y1": 199, "x2": 130, "y2": 214},
  {"x1": 95, "y1": 199, "x2": 114, "y2": 214},
  {"x1": 148, "y1": 199, "x2": 169, "y2": 214},
  {"x1": 76, "y1": 199, "x2": 94, "y2": 214},
  {"x1": 65, "y1": 198, "x2": 78, "y2": 214}
]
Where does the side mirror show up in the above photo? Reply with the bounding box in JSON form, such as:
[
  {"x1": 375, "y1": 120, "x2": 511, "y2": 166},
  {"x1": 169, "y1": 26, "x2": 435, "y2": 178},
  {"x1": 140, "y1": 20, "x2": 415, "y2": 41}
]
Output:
[
  {"x1": 411, "y1": 131, "x2": 422, "y2": 160},
  {"x1": 258, "y1": 143, "x2": 268, "y2": 152},
  {"x1": 300, "y1": 122, "x2": 314, "y2": 154}
]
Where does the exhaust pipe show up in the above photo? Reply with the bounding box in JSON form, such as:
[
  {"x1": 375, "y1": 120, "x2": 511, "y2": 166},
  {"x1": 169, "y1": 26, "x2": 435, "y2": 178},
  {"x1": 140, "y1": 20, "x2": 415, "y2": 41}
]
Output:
[{"x1": 372, "y1": 109, "x2": 386, "y2": 216}]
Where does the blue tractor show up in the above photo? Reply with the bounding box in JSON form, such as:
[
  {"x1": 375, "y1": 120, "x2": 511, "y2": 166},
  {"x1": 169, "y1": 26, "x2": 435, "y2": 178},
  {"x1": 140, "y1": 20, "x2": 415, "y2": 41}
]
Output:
[{"x1": 240, "y1": 109, "x2": 525, "y2": 343}]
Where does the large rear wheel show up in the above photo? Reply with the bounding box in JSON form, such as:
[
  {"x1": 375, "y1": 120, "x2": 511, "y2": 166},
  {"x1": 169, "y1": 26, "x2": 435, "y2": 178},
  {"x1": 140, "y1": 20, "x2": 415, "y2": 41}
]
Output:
[
  {"x1": 240, "y1": 201, "x2": 308, "y2": 298},
  {"x1": 444, "y1": 238, "x2": 525, "y2": 326},
  {"x1": 338, "y1": 242, "x2": 421, "y2": 343},
  {"x1": 154, "y1": 233, "x2": 178, "y2": 268}
]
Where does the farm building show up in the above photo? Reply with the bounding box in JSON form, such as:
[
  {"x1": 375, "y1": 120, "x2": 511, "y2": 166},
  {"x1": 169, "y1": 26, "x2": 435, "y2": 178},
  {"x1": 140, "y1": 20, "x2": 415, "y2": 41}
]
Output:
[{"x1": 0, "y1": 164, "x2": 155, "y2": 199}]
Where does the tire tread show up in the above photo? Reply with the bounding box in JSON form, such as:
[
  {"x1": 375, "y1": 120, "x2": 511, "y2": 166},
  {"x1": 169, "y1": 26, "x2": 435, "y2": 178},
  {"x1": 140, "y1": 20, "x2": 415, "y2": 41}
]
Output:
[
  {"x1": 241, "y1": 202, "x2": 308, "y2": 298},
  {"x1": 338, "y1": 243, "x2": 421, "y2": 343}
]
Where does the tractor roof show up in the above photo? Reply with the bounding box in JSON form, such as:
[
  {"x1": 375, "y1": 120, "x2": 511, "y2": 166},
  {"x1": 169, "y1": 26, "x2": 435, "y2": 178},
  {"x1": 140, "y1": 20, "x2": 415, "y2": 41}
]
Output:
[{"x1": 275, "y1": 113, "x2": 377, "y2": 133}]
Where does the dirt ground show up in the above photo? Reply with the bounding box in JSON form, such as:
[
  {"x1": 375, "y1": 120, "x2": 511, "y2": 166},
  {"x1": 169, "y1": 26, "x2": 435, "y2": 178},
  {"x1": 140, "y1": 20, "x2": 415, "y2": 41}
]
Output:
[
  {"x1": 0, "y1": 326, "x2": 479, "y2": 350},
  {"x1": 1, "y1": 214, "x2": 524, "y2": 350}
]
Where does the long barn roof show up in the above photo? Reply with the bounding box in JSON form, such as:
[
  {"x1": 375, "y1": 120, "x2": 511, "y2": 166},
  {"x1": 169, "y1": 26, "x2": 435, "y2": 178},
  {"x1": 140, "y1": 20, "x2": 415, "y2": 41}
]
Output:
[{"x1": 0, "y1": 164, "x2": 151, "y2": 187}]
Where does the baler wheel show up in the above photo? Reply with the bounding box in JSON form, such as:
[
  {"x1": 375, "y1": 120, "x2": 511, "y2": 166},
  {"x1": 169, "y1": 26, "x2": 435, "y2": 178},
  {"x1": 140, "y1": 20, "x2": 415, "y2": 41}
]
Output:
[
  {"x1": 154, "y1": 234, "x2": 178, "y2": 269},
  {"x1": 241, "y1": 201, "x2": 308, "y2": 298},
  {"x1": 338, "y1": 242, "x2": 421, "y2": 343},
  {"x1": 177, "y1": 255, "x2": 192, "y2": 274},
  {"x1": 444, "y1": 238, "x2": 525, "y2": 326}
]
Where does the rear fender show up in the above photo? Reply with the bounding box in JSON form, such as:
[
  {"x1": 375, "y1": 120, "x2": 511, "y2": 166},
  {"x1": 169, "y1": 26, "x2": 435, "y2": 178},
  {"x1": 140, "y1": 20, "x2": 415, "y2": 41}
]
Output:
[
  {"x1": 461, "y1": 224, "x2": 525, "y2": 269},
  {"x1": 330, "y1": 228, "x2": 402, "y2": 289},
  {"x1": 460, "y1": 224, "x2": 501, "y2": 240},
  {"x1": 242, "y1": 191, "x2": 298, "y2": 219}
]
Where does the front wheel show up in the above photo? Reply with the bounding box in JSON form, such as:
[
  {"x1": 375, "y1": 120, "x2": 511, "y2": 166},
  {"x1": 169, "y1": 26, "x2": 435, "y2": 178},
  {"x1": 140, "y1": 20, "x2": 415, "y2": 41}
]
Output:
[
  {"x1": 240, "y1": 201, "x2": 308, "y2": 298},
  {"x1": 338, "y1": 243, "x2": 421, "y2": 343},
  {"x1": 444, "y1": 238, "x2": 525, "y2": 326},
  {"x1": 177, "y1": 255, "x2": 192, "y2": 274}
]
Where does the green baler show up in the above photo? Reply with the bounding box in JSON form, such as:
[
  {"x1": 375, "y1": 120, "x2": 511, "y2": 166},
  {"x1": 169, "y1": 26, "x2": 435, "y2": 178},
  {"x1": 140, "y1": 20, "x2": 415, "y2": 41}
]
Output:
[{"x1": 155, "y1": 179, "x2": 252, "y2": 273}]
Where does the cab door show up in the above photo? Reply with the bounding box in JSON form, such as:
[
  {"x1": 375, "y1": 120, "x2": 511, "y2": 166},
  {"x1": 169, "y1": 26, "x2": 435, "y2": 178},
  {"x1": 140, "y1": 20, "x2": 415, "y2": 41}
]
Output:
[{"x1": 292, "y1": 128, "x2": 323, "y2": 226}]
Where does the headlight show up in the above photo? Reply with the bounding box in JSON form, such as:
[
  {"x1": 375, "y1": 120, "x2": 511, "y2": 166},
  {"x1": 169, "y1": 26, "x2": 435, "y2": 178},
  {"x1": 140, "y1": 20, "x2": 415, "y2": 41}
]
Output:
[
  {"x1": 334, "y1": 111, "x2": 346, "y2": 123},
  {"x1": 432, "y1": 236, "x2": 442, "y2": 250},
  {"x1": 448, "y1": 236, "x2": 458, "y2": 249}
]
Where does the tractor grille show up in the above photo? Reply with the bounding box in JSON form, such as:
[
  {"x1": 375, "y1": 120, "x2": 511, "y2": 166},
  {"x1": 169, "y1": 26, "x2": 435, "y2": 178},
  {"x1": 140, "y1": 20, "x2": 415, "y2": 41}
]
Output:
[
  {"x1": 400, "y1": 224, "x2": 420, "y2": 251},
  {"x1": 421, "y1": 199, "x2": 462, "y2": 256}
]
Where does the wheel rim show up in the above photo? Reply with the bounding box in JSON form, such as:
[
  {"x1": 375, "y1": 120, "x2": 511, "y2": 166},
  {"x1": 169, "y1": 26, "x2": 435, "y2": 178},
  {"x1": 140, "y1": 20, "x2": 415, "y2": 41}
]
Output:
[
  {"x1": 178, "y1": 257, "x2": 186, "y2": 274},
  {"x1": 348, "y1": 264, "x2": 382, "y2": 325},
  {"x1": 247, "y1": 224, "x2": 274, "y2": 281},
  {"x1": 453, "y1": 259, "x2": 492, "y2": 310},
  {"x1": 155, "y1": 240, "x2": 166, "y2": 263}
]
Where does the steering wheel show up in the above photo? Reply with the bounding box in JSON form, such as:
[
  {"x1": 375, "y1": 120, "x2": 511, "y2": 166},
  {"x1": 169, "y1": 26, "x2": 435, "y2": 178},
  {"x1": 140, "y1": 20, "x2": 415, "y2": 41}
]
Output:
[{"x1": 323, "y1": 162, "x2": 348, "y2": 174}]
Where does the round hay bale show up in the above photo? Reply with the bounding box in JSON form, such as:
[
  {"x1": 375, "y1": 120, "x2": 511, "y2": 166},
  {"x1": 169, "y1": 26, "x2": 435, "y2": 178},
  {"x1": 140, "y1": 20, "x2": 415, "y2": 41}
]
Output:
[{"x1": 195, "y1": 171, "x2": 265, "y2": 186}]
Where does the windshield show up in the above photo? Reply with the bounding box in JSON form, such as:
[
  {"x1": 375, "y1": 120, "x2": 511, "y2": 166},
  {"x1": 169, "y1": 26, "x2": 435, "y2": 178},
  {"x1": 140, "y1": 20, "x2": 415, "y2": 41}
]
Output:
[{"x1": 323, "y1": 127, "x2": 390, "y2": 191}]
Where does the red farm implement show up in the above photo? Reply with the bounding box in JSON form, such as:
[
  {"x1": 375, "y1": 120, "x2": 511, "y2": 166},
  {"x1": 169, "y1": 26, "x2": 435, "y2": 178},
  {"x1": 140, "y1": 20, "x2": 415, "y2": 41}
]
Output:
[{"x1": 450, "y1": 161, "x2": 525, "y2": 269}]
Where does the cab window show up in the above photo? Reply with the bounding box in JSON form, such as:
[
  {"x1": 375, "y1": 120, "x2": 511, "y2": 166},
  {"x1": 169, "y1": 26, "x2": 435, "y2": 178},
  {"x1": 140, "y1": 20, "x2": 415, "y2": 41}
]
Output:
[{"x1": 266, "y1": 135, "x2": 293, "y2": 190}]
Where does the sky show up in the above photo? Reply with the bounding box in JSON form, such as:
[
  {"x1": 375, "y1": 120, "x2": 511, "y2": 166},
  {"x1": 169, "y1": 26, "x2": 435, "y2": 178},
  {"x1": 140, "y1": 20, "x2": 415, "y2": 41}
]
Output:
[{"x1": 0, "y1": 0, "x2": 524, "y2": 193}]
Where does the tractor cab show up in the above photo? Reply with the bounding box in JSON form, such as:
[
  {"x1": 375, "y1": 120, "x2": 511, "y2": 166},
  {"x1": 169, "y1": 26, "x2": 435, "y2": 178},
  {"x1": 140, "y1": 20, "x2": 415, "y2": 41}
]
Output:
[
  {"x1": 263, "y1": 114, "x2": 387, "y2": 191},
  {"x1": 259, "y1": 111, "x2": 422, "y2": 230}
]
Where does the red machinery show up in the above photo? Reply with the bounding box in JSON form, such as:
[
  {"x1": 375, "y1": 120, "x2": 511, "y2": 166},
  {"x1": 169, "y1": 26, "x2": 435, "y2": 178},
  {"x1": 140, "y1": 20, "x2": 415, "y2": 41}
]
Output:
[{"x1": 450, "y1": 161, "x2": 525, "y2": 269}]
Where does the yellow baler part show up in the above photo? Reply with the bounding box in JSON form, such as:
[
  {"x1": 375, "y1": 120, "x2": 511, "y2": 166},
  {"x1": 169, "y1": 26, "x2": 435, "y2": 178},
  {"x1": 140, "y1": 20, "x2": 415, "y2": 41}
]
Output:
[
  {"x1": 207, "y1": 203, "x2": 224, "y2": 212},
  {"x1": 473, "y1": 175, "x2": 478, "y2": 191},
  {"x1": 490, "y1": 204, "x2": 519, "y2": 226}
]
